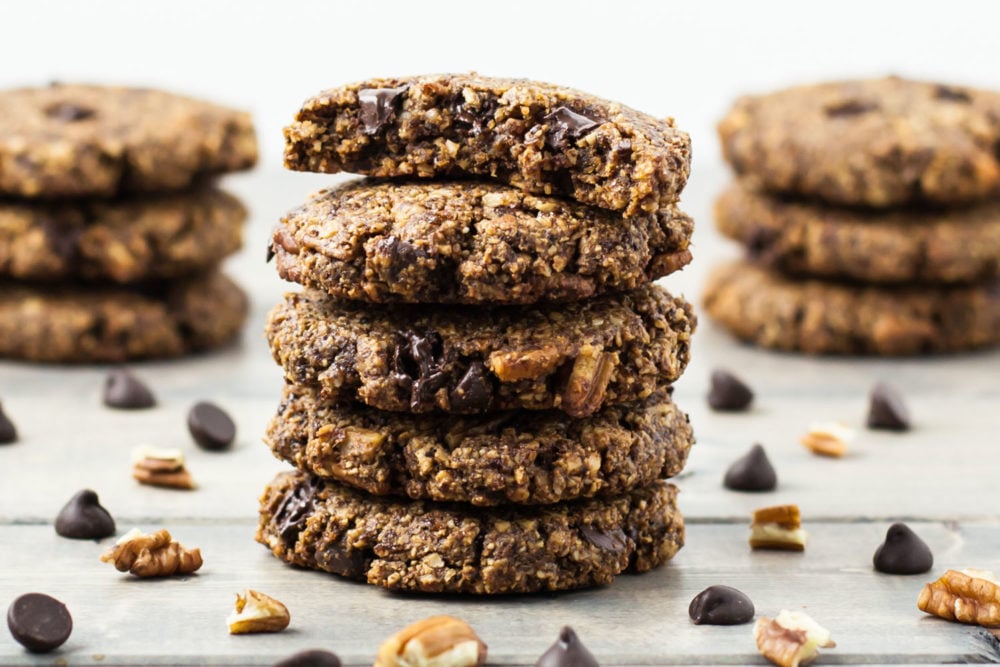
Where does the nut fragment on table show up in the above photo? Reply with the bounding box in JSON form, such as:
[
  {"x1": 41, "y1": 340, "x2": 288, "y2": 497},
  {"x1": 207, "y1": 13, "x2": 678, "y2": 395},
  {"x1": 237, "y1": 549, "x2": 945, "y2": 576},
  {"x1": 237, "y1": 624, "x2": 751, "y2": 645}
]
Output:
[
  {"x1": 99, "y1": 528, "x2": 203, "y2": 577},
  {"x1": 750, "y1": 504, "x2": 807, "y2": 550},
  {"x1": 374, "y1": 615, "x2": 487, "y2": 667},
  {"x1": 227, "y1": 589, "x2": 290, "y2": 634},
  {"x1": 917, "y1": 568, "x2": 1000, "y2": 627},
  {"x1": 800, "y1": 421, "x2": 853, "y2": 458},
  {"x1": 754, "y1": 610, "x2": 835, "y2": 667},
  {"x1": 131, "y1": 445, "x2": 196, "y2": 489}
]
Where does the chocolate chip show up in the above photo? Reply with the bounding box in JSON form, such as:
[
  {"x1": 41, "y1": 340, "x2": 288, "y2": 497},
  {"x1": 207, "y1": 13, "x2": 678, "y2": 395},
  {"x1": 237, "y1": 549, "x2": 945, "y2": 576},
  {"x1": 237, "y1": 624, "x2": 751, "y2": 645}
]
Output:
[
  {"x1": 580, "y1": 526, "x2": 628, "y2": 555},
  {"x1": 745, "y1": 226, "x2": 779, "y2": 261},
  {"x1": 317, "y1": 542, "x2": 369, "y2": 579},
  {"x1": 373, "y1": 236, "x2": 429, "y2": 281},
  {"x1": 187, "y1": 401, "x2": 236, "y2": 451},
  {"x1": 0, "y1": 402, "x2": 17, "y2": 444},
  {"x1": 543, "y1": 107, "x2": 599, "y2": 150},
  {"x1": 688, "y1": 585, "x2": 755, "y2": 625},
  {"x1": 452, "y1": 97, "x2": 497, "y2": 136},
  {"x1": 934, "y1": 85, "x2": 972, "y2": 103},
  {"x1": 357, "y1": 86, "x2": 408, "y2": 135},
  {"x1": 102, "y1": 368, "x2": 156, "y2": 409},
  {"x1": 867, "y1": 382, "x2": 911, "y2": 431},
  {"x1": 535, "y1": 627, "x2": 599, "y2": 667},
  {"x1": 274, "y1": 477, "x2": 321, "y2": 547},
  {"x1": 266, "y1": 239, "x2": 275, "y2": 263},
  {"x1": 6, "y1": 593, "x2": 72, "y2": 653},
  {"x1": 45, "y1": 102, "x2": 95, "y2": 122},
  {"x1": 449, "y1": 362, "x2": 492, "y2": 412},
  {"x1": 39, "y1": 215, "x2": 82, "y2": 262},
  {"x1": 392, "y1": 331, "x2": 448, "y2": 411},
  {"x1": 824, "y1": 99, "x2": 878, "y2": 117},
  {"x1": 873, "y1": 522, "x2": 933, "y2": 574},
  {"x1": 274, "y1": 649, "x2": 342, "y2": 667},
  {"x1": 54, "y1": 489, "x2": 115, "y2": 539},
  {"x1": 707, "y1": 369, "x2": 754, "y2": 411},
  {"x1": 723, "y1": 444, "x2": 777, "y2": 492}
]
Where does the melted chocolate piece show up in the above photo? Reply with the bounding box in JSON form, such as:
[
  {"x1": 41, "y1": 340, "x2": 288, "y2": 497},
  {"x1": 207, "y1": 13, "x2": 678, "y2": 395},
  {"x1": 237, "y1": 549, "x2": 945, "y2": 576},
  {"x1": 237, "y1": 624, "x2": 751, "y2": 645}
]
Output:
[
  {"x1": 373, "y1": 236, "x2": 429, "y2": 280},
  {"x1": 452, "y1": 97, "x2": 497, "y2": 137},
  {"x1": 543, "y1": 107, "x2": 599, "y2": 150},
  {"x1": 274, "y1": 476, "x2": 321, "y2": 546},
  {"x1": 102, "y1": 369, "x2": 156, "y2": 409},
  {"x1": 867, "y1": 382, "x2": 911, "y2": 431},
  {"x1": 0, "y1": 403, "x2": 17, "y2": 444},
  {"x1": 6, "y1": 593, "x2": 72, "y2": 653},
  {"x1": 317, "y1": 542, "x2": 370, "y2": 579},
  {"x1": 39, "y1": 215, "x2": 82, "y2": 262},
  {"x1": 688, "y1": 585, "x2": 755, "y2": 625},
  {"x1": 358, "y1": 86, "x2": 408, "y2": 135},
  {"x1": 274, "y1": 649, "x2": 342, "y2": 667},
  {"x1": 723, "y1": 444, "x2": 777, "y2": 492},
  {"x1": 54, "y1": 489, "x2": 115, "y2": 539},
  {"x1": 449, "y1": 362, "x2": 492, "y2": 412},
  {"x1": 873, "y1": 522, "x2": 933, "y2": 574},
  {"x1": 187, "y1": 401, "x2": 236, "y2": 451},
  {"x1": 934, "y1": 85, "x2": 972, "y2": 103},
  {"x1": 580, "y1": 526, "x2": 628, "y2": 554},
  {"x1": 535, "y1": 627, "x2": 599, "y2": 667},
  {"x1": 824, "y1": 99, "x2": 878, "y2": 117},
  {"x1": 392, "y1": 331, "x2": 448, "y2": 410},
  {"x1": 45, "y1": 102, "x2": 95, "y2": 122},
  {"x1": 707, "y1": 369, "x2": 754, "y2": 412},
  {"x1": 266, "y1": 239, "x2": 275, "y2": 263}
]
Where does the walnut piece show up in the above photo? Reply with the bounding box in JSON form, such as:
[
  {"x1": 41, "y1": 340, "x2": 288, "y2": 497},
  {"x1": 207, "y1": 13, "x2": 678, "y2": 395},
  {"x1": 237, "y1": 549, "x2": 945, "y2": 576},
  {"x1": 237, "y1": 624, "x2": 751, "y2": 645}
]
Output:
[
  {"x1": 917, "y1": 568, "x2": 1000, "y2": 627},
  {"x1": 799, "y1": 421, "x2": 853, "y2": 458},
  {"x1": 131, "y1": 445, "x2": 196, "y2": 489},
  {"x1": 227, "y1": 589, "x2": 290, "y2": 634},
  {"x1": 375, "y1": 615, "x2": 487, "y2": 667},
  {"x1": 754, "y1": 610, "x2": 836, "y2": 667},
  {"x1": 750, "y1": 504, "x2": 807, "y2": 551},
  {"x1": 560, "y1": 345, "x2": 618, "y2": 418},
  {"x1": 99, "y1": 528, "x2": 203, "y2": 577}
]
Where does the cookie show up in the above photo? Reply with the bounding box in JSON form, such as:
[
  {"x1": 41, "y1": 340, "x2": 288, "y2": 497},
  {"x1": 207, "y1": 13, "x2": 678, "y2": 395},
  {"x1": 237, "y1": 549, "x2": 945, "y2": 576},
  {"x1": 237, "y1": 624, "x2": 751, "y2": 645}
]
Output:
[
  {"x1": 283, "y1": 73, "x2": 691, "y2": 216},
  {"x1": 0, "y1": 83, "x2": 257, "y2": 198},
  {"x1": 256, "y1": 470, "x2": 684, "y2": 594},
  {"x1": 0, "y1": 188, "x2": 246, "y2": 283},
  {"x1": 715, "y1": 182, "x2": 1000, "y2": 284},
  {"x1": 271, "y1": 179, "x2": 693, "y2": 304},
  {"x1": 266, "y1": 384, "x2": 693, "y2": 506},
  {"x1": 266, "y1": 285, "x2": 695, "y2": 417},
  {"x1": 703, "y1": 260, "x2": 1000, "y2": 355},
  {"x1": 0, "y1": 271, "x2": 247, "y2": 362},
  {"x1": 718, "y1": 77, "x2": 1000, "y2": 207}
]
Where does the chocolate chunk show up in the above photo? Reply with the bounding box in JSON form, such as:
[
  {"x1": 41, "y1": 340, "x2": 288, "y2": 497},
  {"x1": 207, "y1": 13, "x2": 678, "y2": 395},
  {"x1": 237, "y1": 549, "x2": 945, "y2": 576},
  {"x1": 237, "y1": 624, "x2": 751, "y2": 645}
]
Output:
[
  {"x1": 688, "y1": 585, "x2": 755, "y2": 625},
  {"x1": 317, "y1": 542, "x2": 369, "y2": 579},
  {"x1": 449, "y1": 362, "x2": 492, "y2": 412},
  {"x1": 357, "y1": 86, "x2": 407, "y2": 135},
  {"x1": 745, "y1": 226, "x2": 779, "y2": 261},
  {"x1": 6, "y1": 593, "x2": 72, "y2": 653},
  {"x1": 580, "y1": 526, "x2": 628, "y2": 554},
  {"x1": 934, "y1": 85, "x2": 972, "y2": 103},
  {"x1": 867, "y1": 382, "x2": 911, "y2": 431},
  {"x1": 45, "y1": 102, "x2": 95, "y2": 122},
  {"x1": 544, "y1": 107, "x2": 599, "y2": 150},
  {"x1": 452, "y1": 97, "x2": 497, "y2": 136},
  {"x1": 392, "y1": 331, "x2": 448, "y2": 411},
  {"x1": 536, "y1": 627, "x2": 599, "y2": 667},
  {"x1": 0, "y1": 402, "x2": 17, "y2": 444},
  {"x1": 266, "y1": 239, "x2": 275, "y2": 263},
  {"x1": 723, "y1": 444, "x2": 777, "y2": 492},
  {"x1": 274, "y1": 649, "x2": 342, "y2": 667},
  {"x1": 707, "y1": 369, "x2": 754, "y2": 411},
  {"x1": 873, "y1": 522, "x2": 933, "y2": 575},
  {"x1": 39, "y1": 215, "x2": 82, "y2": 262},
  {"x1": 824, "y1": 99, "x2": 878, "y2": 117},
  {"x1": 187, "y1": 401, "x2": 236, "y2": 451},
  {"x1": 274, "y1": 476, "x2": 321, "y2": 546},
  {"x1": 102, "y1": 368, "x2": 156, "y2": 409},
  {"x1": 54, "y1": 489, "x2": 115, "y2": 539},
  {"x1": 373, "y1": 236, "x2": 428, "y2": 280}
]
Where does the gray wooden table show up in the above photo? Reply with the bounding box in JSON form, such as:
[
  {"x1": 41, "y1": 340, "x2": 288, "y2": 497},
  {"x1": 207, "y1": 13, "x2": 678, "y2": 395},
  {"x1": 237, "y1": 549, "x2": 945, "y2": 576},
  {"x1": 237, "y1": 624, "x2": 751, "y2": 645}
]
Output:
[{"x1": 1, "y1": 169, "x2": 998, "y2": 666}]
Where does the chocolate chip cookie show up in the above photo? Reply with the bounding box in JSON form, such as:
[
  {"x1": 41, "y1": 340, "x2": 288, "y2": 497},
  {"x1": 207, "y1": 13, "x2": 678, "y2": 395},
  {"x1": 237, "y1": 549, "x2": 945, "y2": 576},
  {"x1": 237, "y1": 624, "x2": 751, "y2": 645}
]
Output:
[
  {"x1": 718, "y1": 77, "x2": 1000, "y2": 207},
  {"x1": 266, "y1": 384, "x2": 693, "y2": 506},
  {"x1": 256, "y1": 470, "x2": 684, "y2": 594},
  {"x1": 0, "y1": 83, "x2": 257, "y2": 198},
  {"x1": 0, "y1": 187, "x2": 246, "y2": 283},
  {"x1": 266, "y1": 285, "x2": 695, "y2": 417},
  {"x1": 703, "y1": 260, "x2": 1000, "y2": 355},
  {"x1": 284, "y1": 74, "x2": 691, "y2": 216},
  {"x1": 0, "y1": 271, "x2": 247, "y2": 362},
  {"x1": 271, "y1": 178, "x2": 693, "y2": 304}
]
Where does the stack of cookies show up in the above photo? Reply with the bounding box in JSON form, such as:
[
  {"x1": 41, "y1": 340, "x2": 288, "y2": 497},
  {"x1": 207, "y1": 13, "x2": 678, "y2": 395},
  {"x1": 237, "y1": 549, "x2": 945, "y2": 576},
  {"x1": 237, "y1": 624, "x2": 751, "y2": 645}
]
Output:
[
  {"x1": 705, "y1": 77, "x2": 1000, "y2": 355},
  {"x1": 0, "y1": 84, "x2": 257, "y2": 362},
  {"x1": 257, "y1": 74, "x2": 698, "y2": 594}
]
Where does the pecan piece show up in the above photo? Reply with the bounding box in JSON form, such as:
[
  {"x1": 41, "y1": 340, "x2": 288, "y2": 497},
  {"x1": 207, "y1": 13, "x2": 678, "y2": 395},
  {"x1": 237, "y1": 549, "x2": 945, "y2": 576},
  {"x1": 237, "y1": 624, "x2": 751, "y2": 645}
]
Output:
[
  {"x1": 917, "y1": 568, "x2": 1000, "y2": 627},
  {"x1": 750, "y1": 504, "x2": 807, "y2": 551},
  {"x1": 227, "y1": 589, "x2": 290, "y2": 634},
  {"x1": 800, "y1": 422, "x2": 853, "y2": 458},
  {"x1": 375, "y1": 615, "x2": 486, "y2": 667},
  {"x1": 99, "y1": 528, "x2": 202, "y2": 577},
  {"x1": 131, "y1": 445, "x2": 195, "y2": 489},
  {"x1": 754, "y1": 610, "x2": 835, "y2": 667},
  {"x1": 560, "y1": 345, "x2": 618, "y2": 418}
]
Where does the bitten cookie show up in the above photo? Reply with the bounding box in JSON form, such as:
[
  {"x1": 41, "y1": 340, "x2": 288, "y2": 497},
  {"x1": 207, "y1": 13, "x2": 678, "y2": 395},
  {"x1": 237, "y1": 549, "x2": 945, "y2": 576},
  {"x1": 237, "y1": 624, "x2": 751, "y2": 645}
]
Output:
[
  {"x1": 256, "y1": 470, "x2": 684, "y2": 594},
  {"x1": 0, "y1": 188, "x2": 246, "y2": 283},
  {"x1": 703, "y1": 260, "x2": 1000, "y2": 355},
  {"x1": 0, "y1": 271, "x2": 248, "y2": 362},
  {"x1": 266, "y1": 285, "x2": 695, "y2": 417},
  {"x1": 718, "y1": 76, "x2": 1000, "y2": 207},
  {"x1": 266, "y1": 384, "x2": 693, "y2": 506},
  {"x1": 271, "y1": 179, "x2": 693, "y2": 304},
  {"x1": 0, "y1": 83, "x2": 257, "y2": 197},
  {"x1": 284, "y1": 73, "x2": 691, "y2": 216}
]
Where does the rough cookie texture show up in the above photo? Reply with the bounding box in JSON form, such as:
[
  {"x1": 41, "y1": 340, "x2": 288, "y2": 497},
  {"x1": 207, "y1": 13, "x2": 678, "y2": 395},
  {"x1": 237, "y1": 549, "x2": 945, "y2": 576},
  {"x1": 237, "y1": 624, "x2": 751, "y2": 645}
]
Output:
[
  {"x1": 715, "y1": 182, "x2": 1000, "y2": 284},
  {"x1": 266, "y1": 384, "x2": 693, "y2": 506},
  {"x1": 266, "y1": 285, "x2": 695, "y2": 417},
  {"x1": 703, "y1": 260, "x2": 1000, "y2": 355},
  {"x1": 0, "y1": 187, "x2": 245, "y2": 283},
  {"x1": 719, "y1": 77, "x2": 1000, "y2": 207},
  {"x1": 0, "y1": 83, "x2": 257, "y2": 198},
  {"x1": 272, "y1": 179, "x2": 693, "y2": 304},
  {"x1": 284, "y1": 74, "x2": 691, "y2": 216},
  {"x1": 0, "y1": 271, "x2": 247, "y2": 362},
  {"x1": 256, "y1": 470, "x2": 684, "y2": 594}
]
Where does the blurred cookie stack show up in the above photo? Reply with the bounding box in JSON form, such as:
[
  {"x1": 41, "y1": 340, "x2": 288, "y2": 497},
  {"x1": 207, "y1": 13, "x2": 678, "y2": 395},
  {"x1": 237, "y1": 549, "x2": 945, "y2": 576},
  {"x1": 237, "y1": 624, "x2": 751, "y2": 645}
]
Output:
[
  {"x1": 706, "y1": 77, "x2": 1000, "y2": 355},
  {"x1": 257, "y1": 74, "x2": 697, "y2": 594},
  {"x1": 0, "y1": 84, "x2": 257, "y2": 362}
]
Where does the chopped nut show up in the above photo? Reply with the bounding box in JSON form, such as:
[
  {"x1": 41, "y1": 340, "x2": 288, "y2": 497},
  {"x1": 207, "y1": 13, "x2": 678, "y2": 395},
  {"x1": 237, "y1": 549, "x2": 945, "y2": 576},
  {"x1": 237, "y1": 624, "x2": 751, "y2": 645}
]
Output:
[
  {"x1": 227, "y1": 589, "x2": 290, "y2": 634},
  {"x1": 750, "y1": 504, "x2": 807, "y2": 551},
  {"x1": 754, "y1": 610, "x2": 835, "y2": 667},
  {"x1": 560, "y1": 345, "x2": 618, "y2": 418},
  {"x1": 131, "y1": 445, "x2": 196, "y2": 489},
  {"x1": 375, "y1": 615, "x2": 487, "y2": 667},
  {"x1": 99, "y1": 528, "x2": 202, "y2": 577},
  {"x1": 917, "y1": 568, "x2": 1000, "y2": 627},
  {"x1": 487, "y1": 345, "x2": 562, "y2": 382},
  {"x1": 800, "y1": 422, "x2": 853, "y2": 458}
]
